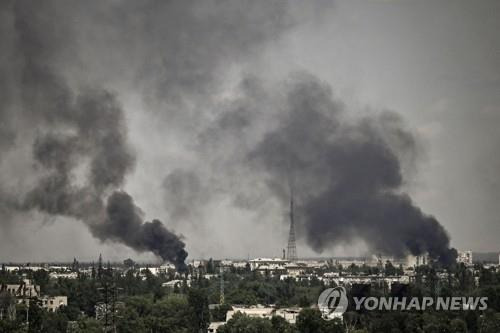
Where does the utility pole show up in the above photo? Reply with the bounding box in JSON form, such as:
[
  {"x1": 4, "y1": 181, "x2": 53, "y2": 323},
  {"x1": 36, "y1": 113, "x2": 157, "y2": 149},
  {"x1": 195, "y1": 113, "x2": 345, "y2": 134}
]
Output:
[
  {"x1": 98, "y1": 272, "x2": 122, "y2": 333},
  {"x1": 24, "y1": 283, "x2": 30, "y2": 330},
  {"x1": 98, "y1": 280, "x2": 110, "y2": 331},
  {"x1": 219, "y1": 266, "x2": 224, "y2": 305}
]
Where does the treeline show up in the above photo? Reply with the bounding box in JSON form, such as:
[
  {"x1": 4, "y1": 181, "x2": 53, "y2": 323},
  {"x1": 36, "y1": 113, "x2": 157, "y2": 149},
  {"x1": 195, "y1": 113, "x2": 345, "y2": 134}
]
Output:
[{"x1": 1, "y1": 262, "x2": 500, "y2": 332}]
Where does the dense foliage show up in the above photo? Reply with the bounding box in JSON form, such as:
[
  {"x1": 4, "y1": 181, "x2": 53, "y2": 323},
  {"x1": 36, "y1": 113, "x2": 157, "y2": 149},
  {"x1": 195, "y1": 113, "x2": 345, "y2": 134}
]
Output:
[{"x1": 1, "y1": 261, "x2": 500, "y2": 332}]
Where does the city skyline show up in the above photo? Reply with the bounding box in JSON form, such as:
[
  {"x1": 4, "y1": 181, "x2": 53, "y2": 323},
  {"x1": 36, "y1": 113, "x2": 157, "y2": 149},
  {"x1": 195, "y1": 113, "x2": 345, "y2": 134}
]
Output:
[
  {"x1": 0, "y1": 0, "x2": 499, "y2": 263},
  {"x1": 1, "y1": 1, "x2": 499, "y2": 332}
]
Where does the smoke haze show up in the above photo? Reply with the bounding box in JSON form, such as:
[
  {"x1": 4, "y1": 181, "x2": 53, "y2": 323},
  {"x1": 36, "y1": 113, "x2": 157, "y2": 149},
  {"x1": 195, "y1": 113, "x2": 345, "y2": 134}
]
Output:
[{"x1": 1, "y1": 0, "x2": 499, "y2": 262}]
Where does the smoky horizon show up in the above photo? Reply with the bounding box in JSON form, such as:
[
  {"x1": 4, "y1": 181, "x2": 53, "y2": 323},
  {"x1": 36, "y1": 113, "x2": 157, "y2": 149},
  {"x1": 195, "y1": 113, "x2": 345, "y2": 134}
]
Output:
[{"x1": 0, "y1": 0, "x2": 499, "y2": 266}]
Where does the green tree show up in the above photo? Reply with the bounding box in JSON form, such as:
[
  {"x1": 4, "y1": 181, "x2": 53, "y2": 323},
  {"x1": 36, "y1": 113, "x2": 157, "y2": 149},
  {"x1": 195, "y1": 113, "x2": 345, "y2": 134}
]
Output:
[
  {"x1": 207, "y1": 259, "x2": 215, "y2": 274},
  {"x1": 40, "y1": 310, "x2": 68, "y2": 333},
  {"x1": 75, "y1": 317, "x2": 103, "y2": 333},
  {"x1": 295, "y1": 308, "x2": 324, "y2": 333},
  {"x1": 210, "y1": 303, "x2": 231, "y2": 322},
  {"x1": 270, "y1": 315, "x2": 294, "y2": 333},
  {"x1": 450, "y1": 318, "x2": 467, "y2": 333},
  {"x1": 145, "y1": 295, "x2": 191, "y2": 332},
  {"x1": 187, "y1": 288, "x2": 209, "y2": 332},
  {"x1": 479, "y1": 310, "x2": 500, "y2": 333},
  {"x1": 218, "y1": 312, "x2": 273, "y2": 333},
  {"x1": 116, "y1": 306, "x2": 147, "y2": 333}
]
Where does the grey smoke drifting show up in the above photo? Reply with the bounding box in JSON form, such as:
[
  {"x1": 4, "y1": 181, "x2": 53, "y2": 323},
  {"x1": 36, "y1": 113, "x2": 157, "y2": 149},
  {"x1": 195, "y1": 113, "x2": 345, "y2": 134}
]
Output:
[
  {"x1": 162, "y1": 169, "x2": 208, "y2": 222},
  {"x1": 0, "y1": 0, "x2": 459, "y2": 265},
  {"x1": 94, "y1": 192, "x2": 188, "y2": 271},
  {"x1": 248, "y1": 74, "x2": 457, "y2": 265},
  {"x1": 162, "y1": 71, "x2": 457, "y2": 265},
  {"x1": 0, "y1": 0, "x2": 187, "y2": 269},
  {"x1": 21, "y1": 90, "x2": 188, "y2": 270}
]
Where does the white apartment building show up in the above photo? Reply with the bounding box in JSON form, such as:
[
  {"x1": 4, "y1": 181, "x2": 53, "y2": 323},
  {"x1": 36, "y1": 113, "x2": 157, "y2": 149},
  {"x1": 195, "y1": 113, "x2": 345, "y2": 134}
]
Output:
[
  {"x1": 40, "y1": 296, "x2": 68, "y2": 312},
  {"x1": 226, "y1": 305, "x2": 302, "y2": 324},
  {"x1": 457, "y1": 251, "x2": 473, "y2": 266}
]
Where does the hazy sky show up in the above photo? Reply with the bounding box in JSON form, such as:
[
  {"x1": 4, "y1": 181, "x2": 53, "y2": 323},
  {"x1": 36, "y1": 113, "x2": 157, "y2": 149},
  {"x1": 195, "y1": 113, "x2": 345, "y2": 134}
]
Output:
[{"x1": 0, "y1": 0, "x2": 499, "y2": 263}]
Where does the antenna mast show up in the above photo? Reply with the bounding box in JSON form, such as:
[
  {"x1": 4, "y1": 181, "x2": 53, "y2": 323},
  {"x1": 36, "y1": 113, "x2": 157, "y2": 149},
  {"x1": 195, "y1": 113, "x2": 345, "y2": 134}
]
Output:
[{"x1": 286, "y1": 187, "x2": 298, "y2": 262}]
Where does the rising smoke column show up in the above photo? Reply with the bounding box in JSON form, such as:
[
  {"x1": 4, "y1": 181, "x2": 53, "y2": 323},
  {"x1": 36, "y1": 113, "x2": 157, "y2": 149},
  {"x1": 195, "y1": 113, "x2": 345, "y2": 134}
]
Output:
[
  {"x1": 0, "y1": 0, "x2": 299, "y2": 264},
  {"x1": 249, "y1": 74, "x2": 457, "y2": 266},
  {"x1": 0, "y1": 0, "x2": 457, "y2": 266},
  {"x1": 0, "y1": 0, "x2": 187, "y2": 269}
]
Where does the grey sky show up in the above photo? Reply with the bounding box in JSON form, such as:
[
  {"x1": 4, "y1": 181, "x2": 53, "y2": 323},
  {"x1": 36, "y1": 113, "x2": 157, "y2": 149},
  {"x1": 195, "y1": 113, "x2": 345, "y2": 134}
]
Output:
[{"x1": 0, "y1": 0, "x2": 499, "y2": 262}]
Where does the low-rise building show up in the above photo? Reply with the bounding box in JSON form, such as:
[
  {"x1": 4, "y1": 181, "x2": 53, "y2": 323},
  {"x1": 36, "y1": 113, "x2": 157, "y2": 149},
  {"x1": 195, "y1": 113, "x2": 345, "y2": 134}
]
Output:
[
  {"x1": 208, "y1": 322, "x2": 225, "y2": 333},
  {"x1": 249, "y1": 258, "x2": 288, "y2": 271},
  {"x1": 1, "y1": 279, "x2": 67, "y2": 311},
  {"x1": 2, "y1": 279, "x2": 40, "y2": 300},
  {"x1": 406, "y1": 253, "x2": 430, "y2": 267},
  {"x1": 457, "y1": 251, "x2": 473, "y2": 266},
  {"x1": 49, "y1": 272, "x2": 78, "y2": 279},
  {"x1": 226, "y1": 305, "x2": 275, "y2": 321},
  {"x1": 285, "y1": 263, "x2": 306, "y2": 276},
  {"x1": 40, "y1": 296, "x2": 67, "y2": 312},
  {"x1": 275, "y1": 307, "x2": 301, "y2": 324},
  {"x1": 161, "y1": 279, "x2": 191, "y2": 288},
  {"x1": 226, "y1": 305, "x2": 302, "y2": 324}
]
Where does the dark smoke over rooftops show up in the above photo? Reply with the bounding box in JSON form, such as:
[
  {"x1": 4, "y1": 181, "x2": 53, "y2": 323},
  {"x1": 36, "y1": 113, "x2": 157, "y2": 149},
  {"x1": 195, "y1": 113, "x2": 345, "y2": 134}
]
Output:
[
  {"x1": 0, "y1": 0, "x2": 458, "y2": 265},
  {"x1": 0, "y1": 0, "x2": 188, "y2": 269},
  {"x1": 182, "y1": 73, "x2": 456, "y2": 265},
  {"x1": 247, "y1": 75, "x2": 457, "y2": 265},
  {"x1": 94, "y1": 192, "x2": 188, "y2": 271}
]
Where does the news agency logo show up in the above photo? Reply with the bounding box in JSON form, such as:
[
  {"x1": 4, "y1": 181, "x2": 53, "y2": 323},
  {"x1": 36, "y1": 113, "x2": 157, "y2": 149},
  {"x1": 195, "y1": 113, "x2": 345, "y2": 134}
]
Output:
[
  {"x1": 318, "y1": 287, "x2": 348, "y2": 319},
  {"x1": 353, "y1": 296, "x2": 488, "y2": 311},
  {"x1": 317, "y1": 287, "x2": 488, "y2": 317}
]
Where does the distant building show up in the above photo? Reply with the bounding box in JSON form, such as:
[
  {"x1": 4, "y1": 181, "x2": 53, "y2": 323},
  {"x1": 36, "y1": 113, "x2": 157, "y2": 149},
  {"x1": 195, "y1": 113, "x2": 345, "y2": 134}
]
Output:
[
  {"x1": 406, "y1": 253, "x2": 429, "y2": 267},
  {"x1": 40, "y1": 296, "x2": 67, "y2": 312},
  {"x1": 249, "y1": 258, "x2": 288, "y2": 271},
  {"x1": 323, "y1": 272, "x2": 340, "y2": 278},
  {"x1": 49, "y1": 272, "x2": 78, "y2": 279},
  {"x1": 336, "y1": 259, "x2": 367, "y2": 267},
  {"x1": 225, "y1": 306, "x2": 273, "y2": 321},
  {"x1": 2, "y1": 279, "x2": 40, "y2": 301},
  {"x1": 3, "y1": 265, "x2": 44, "y2": 273},
  {"x1": 274, "y1": 308, "x2": 301, "y2": 324},
  {"x1": 302, "y1": 260, "x2": 328, "y2": 269},
  {"x1": 220, "y1": 260, "x2": 233, "y2": 267},
  {"x1": 457, "y1": 251, "x2": 473, "y2": 266},
  {"x1": 1, "y1": 279, "x2": 66, "y2": 311},
  {"x1": 226, "y1": 305, "x2": 302, "y2": 324},
  {"x1": 285, "y1": 263, "x2": 306, "y2": 277},
  {"x1": 371, "y1": 254, "x2": 395, "y2": 266},
  {"x1": 208, "y1": 322, "x2": 224, "y2": 333},
  {"x1": 190, "y1": 260, "x2": 206, "y2": 268},
  {"x1": 231, "y1": 261, "x2": 249, "y2": 269},
  {"x1": 161, "y1": 279, "x2": 191, "y2": 288}
]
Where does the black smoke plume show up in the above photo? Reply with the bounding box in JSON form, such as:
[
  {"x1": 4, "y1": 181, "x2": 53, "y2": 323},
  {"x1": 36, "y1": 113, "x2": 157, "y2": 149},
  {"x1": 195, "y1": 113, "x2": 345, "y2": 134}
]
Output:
[
  {"x1": 0, "y1": 0, "x2": 187, "y2": 269},
  {"x1": 93, "y1": 192, "x2": 188, "y2": 271},
  {"x1": 249, "y1": 74, "x2": 457, "y2": 266},
  {"x1": 0, "y1": 0, "x2": 456, "y2": 266}
]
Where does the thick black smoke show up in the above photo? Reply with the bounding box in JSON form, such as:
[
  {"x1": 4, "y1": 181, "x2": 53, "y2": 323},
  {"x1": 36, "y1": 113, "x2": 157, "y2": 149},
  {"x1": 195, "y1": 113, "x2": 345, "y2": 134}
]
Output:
[
  {"x1": 0, "y1": 0, "x2": 457, "y2": 266},
  {"x1": 21, "y1": 90, "x2": 187, "y2": 270},
  {"x1": 0, "y1": 0, "x2": 301, "y2": 264},
  {"x1": 93, "y1": 192, "x2": 188, "y2": 271},
  {"x1": 249, "y1": 74, "x2": 457, "y2": 266},
  {"x1": 0, "y1": 0, "x2": 187, "y2": 269}
]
